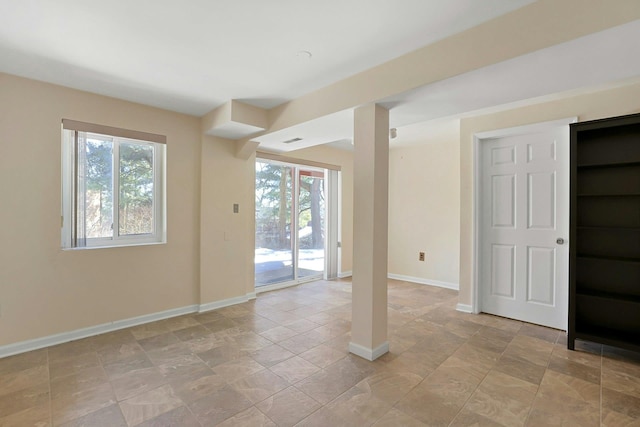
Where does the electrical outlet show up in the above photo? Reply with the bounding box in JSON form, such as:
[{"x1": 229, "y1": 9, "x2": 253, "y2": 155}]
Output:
[{"x1": 419, "y1": 251, "x2": 425, "y2": 261}]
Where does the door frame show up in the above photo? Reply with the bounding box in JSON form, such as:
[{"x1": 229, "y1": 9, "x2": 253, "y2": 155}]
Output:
[
  {"x1": 254, "y1": 157, "x2": 340, "y2": 292},
  {"x1": 471, "y1": 117, "x2": 577, "y2": 316}
]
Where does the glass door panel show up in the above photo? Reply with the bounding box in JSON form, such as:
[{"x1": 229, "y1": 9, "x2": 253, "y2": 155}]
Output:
[
  {"x1": 255, "y1": 161, "x2": 294, "y2": 287},
  {"x1": 298, "y1": 169, "x2": 325, "y2": 279}
]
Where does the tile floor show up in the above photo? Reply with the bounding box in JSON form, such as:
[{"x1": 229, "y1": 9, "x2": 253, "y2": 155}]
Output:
[{"x1": 1, "y1": 279, "x2": 639, "y2": 426}]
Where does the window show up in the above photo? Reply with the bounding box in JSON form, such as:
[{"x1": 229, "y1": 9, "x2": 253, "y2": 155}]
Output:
[{"x1": 62, "y1": 120, "x2": 166, "y2": 248}]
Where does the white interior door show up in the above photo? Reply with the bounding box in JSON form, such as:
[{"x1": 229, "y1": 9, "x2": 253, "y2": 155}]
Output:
[{"x1": 480, "y1": 126, "x2": 569, "y2": 330}]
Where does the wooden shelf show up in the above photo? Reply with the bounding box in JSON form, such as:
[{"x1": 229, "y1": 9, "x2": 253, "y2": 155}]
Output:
[
  {"x1": 576, "y1": 165, "x2": 640, "y2": 196},
  {"x1": 575, "y1": 294, "x2": 640, "y2": 333},
  {"x1": 576, "y1": 255, "x2": 640, "y2": 263},
  {"x1": 576, "y1": 257, "x2": 640, "y2": 298},
  {"x1": 577, "y1": 226, "x2": 640, "y2": 231},
  {"x1": 576, "y1": 120, "x2": 640, "y2": 167},
  {"x1": 576, "y1": 228, "x2": 640, "y2": 259},
  {"x1": 576, "y1": 288, "x2": 640, "y2": 304},
  {"x1": 576, "y1": 254, "x2": 640, "y2": 263},
  {"x1": 569, "y1": 112, "x2": 640, "y2": 354},
  {"x1": 577, "y1": 193, "x2": 640, "y2": 198},
  {"x1": 577, "y1": 160, "x2": 640, "y2": 169},
  {"x1": 573, "y1": 329, "x2": 640, "y2": 353},
  {"x1": 577, "y1": 197, "x2": 640, "y2": 228}
]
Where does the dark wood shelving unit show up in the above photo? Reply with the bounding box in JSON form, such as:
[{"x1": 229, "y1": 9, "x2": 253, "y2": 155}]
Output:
[{"x1": 569, "y1": 112, "x2": 640, "y2": 353}]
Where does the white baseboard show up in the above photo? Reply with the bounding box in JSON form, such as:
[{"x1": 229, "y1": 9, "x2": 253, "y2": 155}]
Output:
[
  {"x1": 387, "y1": 273, "x2": 459, "y2": 290},
  {"x1": 349, "y1": 341, "x2": 389, "y2": 361},
  {"x1": 456, "y1": 303, "x2": 473, "y2": 313},
  {"x1": 1, "y1": 291, "x2": 259, "y2": 359},
  {"x1": 255, "y1": 280, "x2": 304, "y2": 294},
  {"x1": 198, "y1": 293, "x2": 255, "y2": 313},
  {"x1": 338, "y1": 270, "x2": 352, "y2": 279},
  {"x1": 0, "y1": 304, "x2": 198, "y2": 359}
]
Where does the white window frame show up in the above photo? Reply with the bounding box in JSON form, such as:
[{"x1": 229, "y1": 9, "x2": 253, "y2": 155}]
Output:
[{"x1": 61, "y1": 120, "x2": 166, "y2": 249}]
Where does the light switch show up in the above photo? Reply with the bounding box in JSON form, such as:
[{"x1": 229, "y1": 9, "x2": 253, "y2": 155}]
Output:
[{"x1": 233, "y1": 203, "x2": 239, "y2": 213}]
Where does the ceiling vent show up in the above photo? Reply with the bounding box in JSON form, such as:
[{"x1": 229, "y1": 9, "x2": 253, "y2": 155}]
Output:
[{"x1": 282, "y1": 137, "x2": 303, "y2": 144}]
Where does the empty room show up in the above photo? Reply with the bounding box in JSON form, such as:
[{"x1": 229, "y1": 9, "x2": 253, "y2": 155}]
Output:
[{"x1": 1, "y1": 1, "x2": 639, "y2": 426}]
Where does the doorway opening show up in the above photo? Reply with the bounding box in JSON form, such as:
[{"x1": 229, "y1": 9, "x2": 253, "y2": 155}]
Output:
[{"x1": 255, "y1": 158, "x2": 339, "y2": 290}]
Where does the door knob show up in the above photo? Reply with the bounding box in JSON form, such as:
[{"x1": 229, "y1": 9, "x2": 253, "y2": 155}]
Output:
[{"x1": 556, "y1": 238, "x2": 565, "y2": 245}]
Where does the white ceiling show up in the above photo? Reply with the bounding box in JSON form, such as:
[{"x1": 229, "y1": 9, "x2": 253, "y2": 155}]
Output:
[
  {"x1": 254, "y1": 19, "x2": 640, "y2": 152},
  {"x1": 2, "y1": 1, "x2": 638, "y2": 154},
  {"x1": 0, "y1": 0, "x2": 533, "y2": 116}
]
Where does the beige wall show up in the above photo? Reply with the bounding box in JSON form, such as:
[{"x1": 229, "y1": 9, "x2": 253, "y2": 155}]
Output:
[
  {"x1": 0, "y1": 73, "x2": 202, "y2": 346},
  {"x1": 0, "y1": 72, "x2": 357, "y2": 349},
  {"x1": 6, "y1": 70, "x2": 639, "y2": 350},
  {"x1": 269, "y1": 144, "x2": 355, "y2": 274},
  {"x1": 275, "y1": 135, "x2": 462, "y2": 286},
  {"x1": 200, "y1": 137, "x2": 256, "y2": 304},
  {"x1": 459, "y1": 83, "x2": 640, "y2": 308},
  {"x1": 389, "y1": 130, "x2": 460, "y2": 287}
]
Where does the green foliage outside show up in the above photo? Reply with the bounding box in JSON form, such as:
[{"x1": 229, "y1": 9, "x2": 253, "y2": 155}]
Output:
[
  {"x1": 255, "y1": 161, "x2": 324, "y2": 250},
  {"x1": 84, "y1": 137, "x2": 153, "y2": 238}
]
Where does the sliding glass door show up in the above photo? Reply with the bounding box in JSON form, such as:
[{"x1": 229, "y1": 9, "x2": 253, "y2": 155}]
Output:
[
  {"x1": 255, "y1": 160, "x2": 327, "y2": 288},
  {"x1": 255, "y1": 162, "x2": 294, "y2": 285},
  {"x1": 297, "y1": 169, "x2": 325, "y2": 279}
]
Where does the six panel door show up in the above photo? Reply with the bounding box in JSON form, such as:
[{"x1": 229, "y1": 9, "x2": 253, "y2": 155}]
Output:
[{"x1": 480, "y1": 127, "x2": 569, "y2": 330}]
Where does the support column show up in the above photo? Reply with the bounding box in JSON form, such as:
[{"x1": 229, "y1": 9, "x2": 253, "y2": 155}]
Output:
[{"x1": 349, "y1": 103, "x2": 389, "y2": 361}]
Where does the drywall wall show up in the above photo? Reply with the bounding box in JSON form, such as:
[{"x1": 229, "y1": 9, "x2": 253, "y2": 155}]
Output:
[
  {"x1": 388, "y1": 127, "x2": 460, "y2": 287},
  {"x1": 0, "y1": 72, "x2": 358, "y2": 349},
  {"x1": 200, "y1": 136, "x2": 256, "y2": 304},
  {"x1": 0, "y1": 73, "x2": 202, "y2": 346},
  {"x1": 459, "y1": 82, "x2": 640, "y2": 308},
  {"x1": 254, "y1": 131, "x2": 461, "y2": 285}
]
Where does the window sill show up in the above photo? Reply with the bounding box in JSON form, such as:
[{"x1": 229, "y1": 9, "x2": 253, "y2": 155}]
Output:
[{"x1": 62, "y1": 240, "x2": 166, "y2": 251}]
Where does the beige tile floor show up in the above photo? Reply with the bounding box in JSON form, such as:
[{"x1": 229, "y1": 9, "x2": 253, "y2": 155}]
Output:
[{"x1": 1, "y1": 279, "x2": 639, "y2": 426}]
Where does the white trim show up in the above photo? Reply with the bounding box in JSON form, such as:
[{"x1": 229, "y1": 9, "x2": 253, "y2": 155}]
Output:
[
  {"x1": 348, "y1": 341, "x2": 389, "y2": 361},
  {"x1": 472, "y1": 117, "x2": 577, "y2": 315},
  {"x1": 256, "y1": 281, "x2": 297, "y2": 294},
  {"x1": 0, "y1": 304, "x2": 198, "y2": 359},
  {"x1": 325, "y1": 169, "x2": 340, "y2": 280},
  {"x1": 338, "y1": 270, "x2": 352, "y2": 279},
  {"x1": 61, "y1": 129, "x2": 166, "y2": 249},
  {"x1": 474, "y1": 117, "x2": 578, "y2": 140},
  {"x1": 388, "y1": 273, "x2": 459, "y2": 290},
  {"x1": 472, "y1": 133, "x2": 482, "y2": 314},
  {"x1": 256, "y1": 151, "x2": 341, "y2": 171},
  {"x1": 255, "y1": 276, "x2": 320, "y2": 294},
  {"x1": 198, "y1": 294, "x2": 254, "y2": 313},
  {"x1": 456, "y1": 303, "x2": 473, "y2": 313},
  {"x1": 62, "y1": 119, "x2": 166, "y2": 144},
  {"x1": 337, "y1": 172, "x2": 343, "y2": 277},
  {"x1": 1, "y1": 290, "x2": 261, "y2": 359}
]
